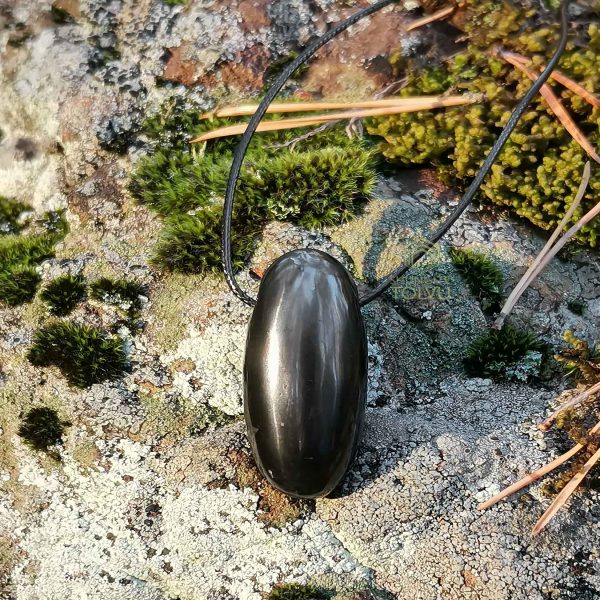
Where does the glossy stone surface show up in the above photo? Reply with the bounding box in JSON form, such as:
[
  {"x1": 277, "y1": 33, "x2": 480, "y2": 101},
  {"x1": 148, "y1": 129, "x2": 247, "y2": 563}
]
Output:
[{"x1": 244, "y1": 249, "x2": 367, "y2": 498}]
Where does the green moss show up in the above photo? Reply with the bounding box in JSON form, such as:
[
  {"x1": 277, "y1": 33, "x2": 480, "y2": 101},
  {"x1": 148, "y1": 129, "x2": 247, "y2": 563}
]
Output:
[
  {"x1": 0, "y1": 209, "x2": 67, "y2": 307},
  {"x1": 0, "y1": 234, "x2": 58, "y2": 307},
  {"x1": 0, "y1": 266, "x2": 41, "y2": 306},
  {"x1": 28, "y1": 321, "x2": 128, "y2": 388},
  {"x1": 449, "y1": 247, "x2": 504, "y2": 312},
  {"x1": 131, "y1": 99, "x2": 377, "y2": 274},
  {"x1": 163, "y1": 0, "x2": 188, "y2": 6},
  {"x1": 40, "y1": 274, "x2": 87, "y2": 316},
  {"x1": 367, "y1": 1, "x2": 600, "y2": 247},
  {"x1": 0, "y1": 234, "x2": 56, "y2": 271},
  {"x1": 567, "y1": 300, "x2": 586, "y2": 316},
  {"x1": 0, "y1": 196, "x2": 30, "y2": 235},
  {"x1": 18, "y1": 407, "x2": 71, "y2": 452},
  {"x1": 464, "y1": 324, "x2": 545, "y2": 380},
  {"x1": 153, "y1": 209, "x2": 257, "y2": 274},
  {"x1": 555, "y1": 330, "x2": 600, "y2": 384},
  {"x1": 36, "y1": 209, "x2": 69, "y2": 240},
  {"x1": 192, "y1": 404, "x2": 237, "y2": 433},
  {"x1": 267, "y1": 583, "x2": 331, "y2": 600},
  {"x1": 90, "y1": 277, "x2": 146, "y2": 314}
]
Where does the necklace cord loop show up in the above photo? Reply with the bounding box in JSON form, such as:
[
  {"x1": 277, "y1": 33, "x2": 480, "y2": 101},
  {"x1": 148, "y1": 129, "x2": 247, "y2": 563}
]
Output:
[{"x1": 221, "y1": 0, "x2": 572, "y2": 308}]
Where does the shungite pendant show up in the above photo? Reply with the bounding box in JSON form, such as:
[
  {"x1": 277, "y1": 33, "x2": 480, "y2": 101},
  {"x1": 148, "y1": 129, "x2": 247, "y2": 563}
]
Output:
[{"x1": 244, "y1": 249, "x2": 368, "y2": 498}]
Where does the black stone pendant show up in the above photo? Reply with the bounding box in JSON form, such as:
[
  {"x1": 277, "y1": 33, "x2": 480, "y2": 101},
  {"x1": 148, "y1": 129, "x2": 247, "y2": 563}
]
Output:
[{"x1": 244, "y1": 249, "x2": 368, "y2": 498}]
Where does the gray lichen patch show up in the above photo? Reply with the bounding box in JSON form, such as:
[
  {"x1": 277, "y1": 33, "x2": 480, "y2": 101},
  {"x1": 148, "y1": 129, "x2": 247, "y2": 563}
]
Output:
[
  {"x1": 9, "y1": 435, "x2": 372, "y2": 599},
  {"x1": 144, "y1": 272, "x2": 226, "y2": 353}
]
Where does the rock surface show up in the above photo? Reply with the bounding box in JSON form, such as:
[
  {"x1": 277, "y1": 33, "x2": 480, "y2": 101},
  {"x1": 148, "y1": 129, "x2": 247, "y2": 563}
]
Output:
[{"x1": 1, "y1": 1, "x2": 600, "y2": 599}]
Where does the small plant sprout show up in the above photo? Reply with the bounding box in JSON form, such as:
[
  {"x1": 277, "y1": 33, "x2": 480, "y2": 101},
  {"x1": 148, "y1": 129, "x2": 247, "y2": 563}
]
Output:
[
  {"x1": 494, "y1": 162, "x2": 593, "y2": 329},
  {"x1": 555, "y1": 330, "x2": 600, "y2": 383},
  {"x1": 464, "y1": 325, "x2": 545, "y2": 381},
  {"x1": 40, "y1": 274, "x2": 87, "y2": 316},
  {"x1": 449, "y1": 247, "x2": 504, "y2": 312},
  {"x1": 18, "y1": 407, "x2": 71, "y2": 452},
  {"x1": 89, "y1": 277, "x2": 146, "y2": 319},
  {"x1": 267, "y1": 582, "x2": 331, "y2": 600},
  {"x1": 28, "y1": 321, "x2": 128, "y2": 388}
]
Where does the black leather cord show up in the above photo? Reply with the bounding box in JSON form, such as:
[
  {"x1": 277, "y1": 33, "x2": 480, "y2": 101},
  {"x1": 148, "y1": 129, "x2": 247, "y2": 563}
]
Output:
[
  {"x1": 221, "y1": 0, "x2": 572, "y2": 308},
  {"x1": 221, "y1": 0, "x2": 400, "y2": 306}
]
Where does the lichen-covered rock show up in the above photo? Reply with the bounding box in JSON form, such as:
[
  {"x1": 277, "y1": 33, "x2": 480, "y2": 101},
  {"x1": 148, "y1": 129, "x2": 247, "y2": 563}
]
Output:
[{"x1": 2, "y1": 0, "x2": 600, "y2": 599}]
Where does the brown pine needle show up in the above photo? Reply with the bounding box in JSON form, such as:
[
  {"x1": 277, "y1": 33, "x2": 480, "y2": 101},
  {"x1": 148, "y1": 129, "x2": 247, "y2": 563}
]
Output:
[
  {"x1": 500, "y1": 51, "x2": 600, "y2": 165},
  {"x1": 405, "y1": 5, "x2": 455, "y2": 31},
  {"x1": 191, "y1": 95, "x2": 482, "y2": 142},
  {"x1": 202, "y1": 95, "x2": 467, "y2": 120},
  {"x1": 532, "y1": 444, "x2": 600, "y2": 536},
  {"x1": 493, "y1": 162, "x2": 591, "y2": 330},
  {"x1": 500, "y1": 50, "x2": 600, "y2": 109},
  {"x1": 479, "y1": 419, "x2": 600, "y2": 512}
]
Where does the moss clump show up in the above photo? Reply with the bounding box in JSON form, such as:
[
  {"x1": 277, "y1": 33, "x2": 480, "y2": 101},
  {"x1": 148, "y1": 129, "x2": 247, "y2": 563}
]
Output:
[
  {"x1": 152, "y1": 209, "x2": 256, "y2": 274},
  {"x1": 449, "y1": 247, "x2": 504, "y2": 312},
  {"x1": 35, "y1": 209, "x2": 69, "y2": 239},
  {"x1": 90, "y1": 277, "x2": 145, "y2": 311},
  {"x1": 267, "y1": 583, "x2": 331, "y2": 600},
  {"x1": 18, "y1": 407, "x2": 71, "y2": 452},
  {"x1": 28, "y1": 322, "x2": 128, "y2": 388},
  {"x1": 40, "y1": 274, "x2": 87, "y2": 316},
  {"x1": 541, "y1": 331, "x2": 600, "y2": 495},
  {"x1": 367, "y1": 1, "x2": 600, "y2": 247},
  {"x1": 566, "y1": 300, "x2": 586, "y2": 316},
  {"x1": 131, "y1": 98, "x2": 377, "y2": 273},
  {"x1": 0, "y1": 235, "x2": 56, "y2": 306},
  {"x1": 0, "y1": 208, "x2": 69, "y2": 307},
  {"x1": 0, "y1": 266, "x2": 41, "y2": 306},
  {"x1": 464, "y1": 324, "x2": 545, "y2": 380},
  {"x1": 0, "y1": 234, "x2": 56, "y2": 270},
  {"x1": 0, "y1": 196, "x2": 30, "y2": 235},
  {"x1": 555, "y1": 330, "x2": 600, "y2": 384}
]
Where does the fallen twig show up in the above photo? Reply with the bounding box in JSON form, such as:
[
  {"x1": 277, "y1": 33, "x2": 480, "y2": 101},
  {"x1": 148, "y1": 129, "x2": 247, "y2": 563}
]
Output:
[
  {"x1": 499, "y1": 51, "x2": 600, "y2": 165},
  {"x1": 192, "y1": 95, "x2": 482, "y2": 142},
  {"x1": 493, "y1": 162, "x2": 591, "y2": 329}
]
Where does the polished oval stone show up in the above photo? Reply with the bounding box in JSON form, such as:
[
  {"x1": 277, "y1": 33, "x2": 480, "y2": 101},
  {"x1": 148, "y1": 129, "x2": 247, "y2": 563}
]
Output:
[{"x1": 244, "y1": 248, "x2": 367, "y2": 498}]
